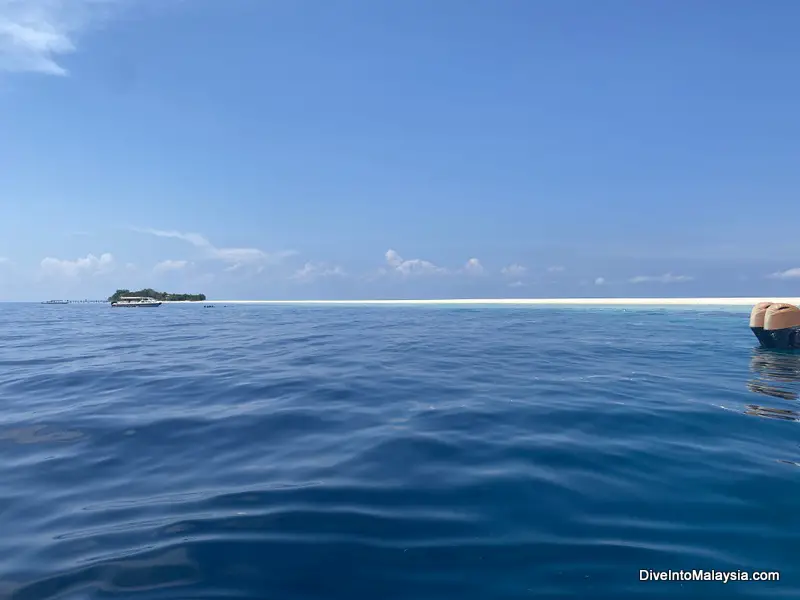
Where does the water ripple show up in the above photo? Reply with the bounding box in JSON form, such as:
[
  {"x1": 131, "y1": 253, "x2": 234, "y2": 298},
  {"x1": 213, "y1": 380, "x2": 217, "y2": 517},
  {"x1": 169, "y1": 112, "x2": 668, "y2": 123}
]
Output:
[{"x1": 0, "y1": 303, "x2": 797, "y2": 598}]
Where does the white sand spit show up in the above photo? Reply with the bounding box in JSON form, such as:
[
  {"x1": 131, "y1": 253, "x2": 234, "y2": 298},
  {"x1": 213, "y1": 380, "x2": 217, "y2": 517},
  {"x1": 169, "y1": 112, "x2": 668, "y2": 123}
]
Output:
[{"x1": 164, "y1": 297, "x2": 800, "y2": 306}]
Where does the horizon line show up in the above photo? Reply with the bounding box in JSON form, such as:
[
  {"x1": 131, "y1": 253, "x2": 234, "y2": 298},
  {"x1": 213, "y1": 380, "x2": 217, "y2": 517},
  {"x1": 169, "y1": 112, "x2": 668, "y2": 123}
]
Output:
[{"x1": 9, "y1": 296, "x2": 797, "y2": 306}]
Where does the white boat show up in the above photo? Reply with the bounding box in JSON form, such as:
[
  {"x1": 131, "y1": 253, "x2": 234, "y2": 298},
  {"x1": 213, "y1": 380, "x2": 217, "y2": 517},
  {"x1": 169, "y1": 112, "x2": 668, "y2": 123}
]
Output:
[{"x1": 110, "y1": 296, "x2": 162, "y2": 308}]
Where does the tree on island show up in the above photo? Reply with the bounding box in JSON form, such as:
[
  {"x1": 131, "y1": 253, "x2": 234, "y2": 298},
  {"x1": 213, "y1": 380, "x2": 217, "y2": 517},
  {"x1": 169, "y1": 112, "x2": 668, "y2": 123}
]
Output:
[{"x1": 107, "y1": 288, "x2": 206, "y2": 302}]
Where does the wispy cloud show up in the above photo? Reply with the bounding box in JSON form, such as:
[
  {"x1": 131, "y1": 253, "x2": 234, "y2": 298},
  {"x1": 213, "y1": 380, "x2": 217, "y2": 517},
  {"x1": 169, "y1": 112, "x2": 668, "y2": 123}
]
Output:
[
  {"x1": 547, "y1": 265, "x2": 565, "y2": 273},
  {"x1": 292, "y1": 261, "x2": 346, "y2": 282},
  {"x1": 153, "y1": 259, "x2": 190, "y2": 273},
  {"x1": 462, "y1": 257, "x2": 484, "y2": 275},
  {"x1": 136, "y1": 229, "x2": 208, "y2": 247},
  {"x1": 0, "y1": 0, "x2": 124, "y2": 76},
  {"x1": 594, "y1": 277, "x2": 606, "y2": 285},
  {"x1": 134, "y1": 228, "x2": 296, "y2": 271},
  {"x1": 40, "y1": 252, "x2": 115, "y2": 277},
  {"x1": 501, "y1": 263, "x2": 526, "y2": 277},
  {"x1": 629, "y1": 273, "x2": 693, "y2": 284},
  {"x1": 380, "y1": 250, "x2": 491, "y2": 279},
  {"x1": 768, "y1": 268, "x2": 800, "y2": 280},
  {"x1": 509, "y1": 280, "x2": 525, "y2": 288},
  {"x1": 384, "y1": 249, "x2": 446, "y2": 276}
]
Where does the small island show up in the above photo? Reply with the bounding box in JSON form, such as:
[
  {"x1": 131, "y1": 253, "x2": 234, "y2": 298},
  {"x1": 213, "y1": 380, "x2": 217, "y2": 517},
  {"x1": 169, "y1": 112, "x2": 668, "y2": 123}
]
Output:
[{"x1": 107, "y1": 288, "x2": 207, "y2": 303}]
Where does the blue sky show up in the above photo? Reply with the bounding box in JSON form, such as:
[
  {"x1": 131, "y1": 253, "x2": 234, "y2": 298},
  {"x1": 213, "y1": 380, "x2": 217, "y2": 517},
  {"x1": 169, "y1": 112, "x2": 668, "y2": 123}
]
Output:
[{"x1": 1, "y1": 0, "x2": 799, "y2": 301}]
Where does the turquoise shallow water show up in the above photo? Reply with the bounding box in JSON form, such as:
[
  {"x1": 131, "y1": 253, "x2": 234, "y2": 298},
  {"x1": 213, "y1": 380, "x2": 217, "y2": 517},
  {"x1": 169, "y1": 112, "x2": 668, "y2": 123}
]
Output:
[{"x1": 0, "y1": 303, "x2": 798, "y2": 599}]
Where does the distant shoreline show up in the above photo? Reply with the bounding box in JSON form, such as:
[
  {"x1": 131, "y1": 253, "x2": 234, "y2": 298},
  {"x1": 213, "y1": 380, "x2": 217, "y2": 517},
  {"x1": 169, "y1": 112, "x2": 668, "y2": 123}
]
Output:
[{"x1": 161, "y1": 297, "x2": 799, "y2": 306}]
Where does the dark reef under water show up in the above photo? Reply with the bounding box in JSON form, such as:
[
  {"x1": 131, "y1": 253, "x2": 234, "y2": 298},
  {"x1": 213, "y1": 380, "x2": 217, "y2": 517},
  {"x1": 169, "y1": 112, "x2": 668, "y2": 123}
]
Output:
[{"x1": 0, "y1": 303, "x2": 798, "y2": 599}]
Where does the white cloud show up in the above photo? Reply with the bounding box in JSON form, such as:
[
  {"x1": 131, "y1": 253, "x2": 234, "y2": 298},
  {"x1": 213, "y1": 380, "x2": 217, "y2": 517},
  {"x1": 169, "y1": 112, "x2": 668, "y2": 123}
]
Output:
[
  {"x1": 547, "y1": 265, "x2": 565, "y2": 273},
  {"x1": 501, "y1": 263, "x2": 526, "y2": 277},
  {"x1": 768, "y1": 268, "x2": 800, "y2": 280},
  {"x1": 509, "y1": 280, "x2": 525, "y2": 288},
  {"x1": 292, "y1": 261, "x2": 345, "y2": 282},
  {"x1": 153, "y1": 259, "x2": 189, "y2": 273},
  {"x1": 384, "y1": 249, "x2": 446, "y2": 276},
  {"x1": 462, "y1": 257, "x2": 484, "y2": 274},
  {"x1": 0, "y1": 0, "x2": 124, "y2": 76},
  {"x1": 40, "y1": 252, "x2": 114, "y2": 277},
  {"x1": 629, "y1": 273, "x2": 693, "y2": 284},
  {"x1": 381, "y1": 250, "x2": 490, "y2": 278},
  {"x1": 594, "y1": 277, "x2": 606, "y2": 285},
  {"x1": 137, "y1": 229, "x2": 209, "y2": 247},
  {"x1": 135, "y1": 228, "x2": 296, "y2": 271}
]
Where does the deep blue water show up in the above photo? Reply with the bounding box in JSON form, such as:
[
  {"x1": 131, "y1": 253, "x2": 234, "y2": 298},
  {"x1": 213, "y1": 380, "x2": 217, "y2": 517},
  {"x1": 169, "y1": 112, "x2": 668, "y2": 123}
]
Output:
[{"x1": 1, "y1": 303, "x2": 798, "y2": 599}]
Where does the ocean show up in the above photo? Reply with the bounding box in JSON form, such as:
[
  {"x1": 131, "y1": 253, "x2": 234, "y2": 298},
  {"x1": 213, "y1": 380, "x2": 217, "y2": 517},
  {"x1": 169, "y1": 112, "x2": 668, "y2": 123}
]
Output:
[{"x1": 1, "y1": 303, "x2": 797, "y2": 599}]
